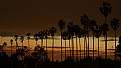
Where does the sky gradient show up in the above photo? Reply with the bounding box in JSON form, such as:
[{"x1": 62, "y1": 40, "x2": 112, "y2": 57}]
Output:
[{"x1": 0, "y1": 0, "x2": 121, "y2": 36}]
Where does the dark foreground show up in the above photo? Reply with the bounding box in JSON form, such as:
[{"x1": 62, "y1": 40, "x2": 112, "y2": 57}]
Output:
[{"x1": 0, "y1": 54, "x2": 121, "y2": 68}]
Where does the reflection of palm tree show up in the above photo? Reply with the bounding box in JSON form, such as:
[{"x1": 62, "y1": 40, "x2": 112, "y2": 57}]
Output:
[
  {"x1": 95, "y1": 26, "x2": 102, "y2": 58},
  {"x1": 26, "y1": 33, "x2": 30, "y2": 47},
  {"x1": 110, "y1": 18, "x2": 120, "y2": 60},
  {"x1": 14, "y1": 35, "x2": 18, "y2": 51},
  {"x1": 57, "y1": 20, "x2": 65, "y2": 62},
  {"x1": 99, "y1": 1, "x2": 112, "y2": 59},
  {"x1": 34, "y1": 33, "x2": 38, "y2": 45},
  {"x1": 89, "y1": 20, "x2": 97, "y2": 60},
  {"x1": 10, "y1": 39, "x2": 13, "y2": 55},
  {"x1": 49, "y1": 27, "x2": 57, "y2": 62},
  {"x1": 100, "y1": 23, "x2": 109, "y2": 59}
]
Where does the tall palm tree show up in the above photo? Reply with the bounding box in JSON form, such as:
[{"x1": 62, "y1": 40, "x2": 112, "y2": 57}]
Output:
[
  {"x1": 89, "y1": 20, "x2": 97, "y2": 60},
  {"x1": 95, "y1": 26, "x2": 102, "y2": 58},
  {"x1": 61, "y1": 31, "x2": 68, "y2": 60},
  {"x1": 67, "y1": 22, "x2": 75, "y2": 60},
  {"x1": 110, "y1": 18, "x2": 120, "y2": 60},
  {"x1": 49, "y1": 27, "x2": 57, "y2": 62},
  {"x1": 20, "y1": 36, "x2": 24, "y2": 49},
  {"x1": 77, "y1": 28, "x2": 82, "y2": 60},
  {"x1": 26, "y1": 33, "x2": 31, "y2": 47},
  {"x1": 99, "y1": 1, "x2": 112, "y2": 59},
  {"x1": 34, "y1": 33, "x2": 39, "y2": 46},
  {"x1": 73, "y1": 25, "x2": 81, "y2": 61},
  {"x1": 14, "y1": 35, "x2": 18, "y2": 51},
  {"x1": 45, "y1": 29, "x2": 50, "y2": 59},
  {"x1": 80, "y1": 14, "x2": 90, "y2": 58},
  {"x1": 57, "y1": 20, "x2": 65, "y2": 62},
  {"x1": 100, "y1": 23, "x2": 109, "y2": 59},
  {"x1": 10, "y1": 39, "x2": 13, "y2": 55}
]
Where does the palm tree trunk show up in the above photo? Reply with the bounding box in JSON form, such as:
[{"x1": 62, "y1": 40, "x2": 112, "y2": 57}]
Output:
[
  {"x1": 72, "y1": 36, "x2": 74, "y2": 60},
  {"x1": 98, "y1": 37, "x2": 100, "y2": 58},
  {"x1": 11, "y1": 43, "x2": 12, "y2": 56},
  {"x1": 93, "y1": 33, "x2": 94, "y2": 60},
  {"x1": 61, "y1": 30, "x2": 62, "y2": 62},
  {"x1": 46, "y1": 37, "x2": 48, "y2": 59},
  {"x1": 76, "y1": 36, "x2": 78, "y2": 60},
  {"x1": 105, "y1": 17, "x2": 107, "y2": 60},
  {"x1": 65, "y1": 40, "x2": 66, "y2": 60},
  {"x1": 69, "y1": 39, "x2": 71, "y2": 58},
  {"x1": 88, "y1": 35, "x2": 89, "y2": 57},
  {"x1": 52, "y1": 37, "x2": 54, "y2": 62},
  {"x1": 28, "y1": 39, "x2": 29, "y2": 47},
  {"x1": 36, "y1": 41, "x2": 37, "y2": 46},
  {"x1": 79, "y1": 38, "x2": 81, "y2": 60},
  {"x1": 84, "y1": 36, "x2": 86, "y2": 58},
  {"x1": 115, "y1": 30, "x2": 116, "y2": 60}
]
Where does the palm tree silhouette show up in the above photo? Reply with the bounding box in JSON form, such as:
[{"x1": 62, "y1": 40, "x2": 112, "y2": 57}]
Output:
[
  {"x1": 49, "y1": 27, "x2": 57, "y2": 62},
  {"x1": 26, "y1": 33, "x2": 31, "y2": 47},
  {"x1": 38, "y1": 31, "x2": 45, "y2": 47},
  {"x1": 61, "y1": 31, "x2": 68, "y2": 60},
  {"x1": 14, "y1": 35, "x2": 18, "y2": 51},
  {"x1": 80, "y1": 14, "x2": 90, "y2": 58},
  {"x1": 45, "y1": 29, "x2": 50, "y2": 59},
  {"x1": 73, "y1": 25, "x2": 81, "y2": 61},
  {"x1": 95, "y1": 26, "x2": 102, "y2": 58},
  {"x1": 34, "y1": 33, "x2": 39, "y2": 46},
  {"x1": 77, "y1": 27, "x2": 82, "y2": 60},
  {"x1": 110, "y1": 18, "x2": 120, "y2": 60},
  {"x1": 20, "y1": 36, "x2": 24, "y2": 49},
  {"x1": 89, "y1": 20, "x2": 97, "y2": 60},
  {"x1": 99, "y1": 1, "x2": 112, "y2": 59},
  {"x1": 10, "y1": 39, "x2": 13, "y2": 55},
  {"x1": 67, "y1": 22, "x2": 75, "y2": 60},
  {"x1": 100, "y1": 23, "x2": 109, "y2": 59},
  {"x1": 57, "y1": 20, "x2": 65, "y2": 62}
]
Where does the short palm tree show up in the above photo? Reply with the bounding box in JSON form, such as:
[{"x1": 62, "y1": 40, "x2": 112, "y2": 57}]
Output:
[
  {"x1": 110, "y1": 18, "x2": 120, "y2": 60},
  {"x1": 20, "y1": 36, "x2": 24, "y2": 49},
  {"x1": 57, "y1": 20, "x2": 65, "y2": 62},
  {"x1": 49, "y1": 27, "x2": 57, "y2": 62},
  {"x1": 14, "y1": 35, "x2": 18, "y2": 51},
  {"x1": 38, "y1": 31, "x2": 45, "y2": 47},
  {"x1": 34, "y1": 33, "x2": 39, "y2": 46},
  {"x1": 10, "y1": 39, "x2": 13, "y2": 55}
]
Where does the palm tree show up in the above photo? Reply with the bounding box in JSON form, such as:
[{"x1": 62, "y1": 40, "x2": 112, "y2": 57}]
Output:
[
  {"x1": 110, "y1": 18, "x2": 120, "y2": 60},
  {"x1": 10, "y1": 39, "x2": 13, "y2": 55},
  {"x1": 49, "y1": 27, "x2": 57, "y2": 62},
  {"x1": 57, "y1": 20, "x2": 65, "y2": 62},
  {"x1": 26, "y1": 33, "x2": 31, "y2": 47},
  {"x1": 61, "y1": 31, "x2": 68, "y2": 60},
  {"x1": 20, "y1": 36, "x2": 24, "y2": 49},
  {"x1": 38, "y1": 31, "x2": 45, "y2": 47},
  {"x1": 34, "y1": 33, "x2": 39, "y2": 46},
  {"x1": 77, "y1": 28, "x2": 82, "y2": 60},
  {"x1": 73, "y1": 25, "x2": 81, "y2": 61},
  {"x1": 45, "y1": 29, "x2": 50, "y2": 59},
  {"x1": 89, "y1": 20, "x2": 97, "y2": 60},
  {"x1": 14, "y1": 35, "x2": 18, "y2": 51},
  {"x1": 95, "y1": 26, "x2": 102, "y2": 58},
  {"x1": 80, "y1": 14, "x2": 90, "y2": 58},
  {"x1": 100, "y1": 23, "x2": 109, "y2": 59},
  {"x1": 67, "y1": 22, "x2": 75, "y2": 60},
  {"x1": 99, "y1": 1, "x2": 112, "y2": 60}
]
